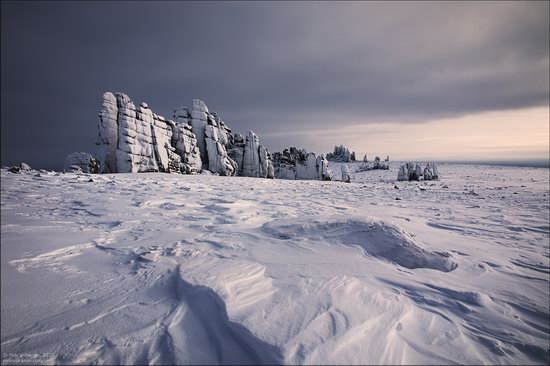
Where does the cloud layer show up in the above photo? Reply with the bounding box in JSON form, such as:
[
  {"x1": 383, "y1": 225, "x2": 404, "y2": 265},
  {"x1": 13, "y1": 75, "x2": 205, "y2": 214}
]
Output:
[{"x1": 1, "y1": 1, "x2": 548, "y2": 168}]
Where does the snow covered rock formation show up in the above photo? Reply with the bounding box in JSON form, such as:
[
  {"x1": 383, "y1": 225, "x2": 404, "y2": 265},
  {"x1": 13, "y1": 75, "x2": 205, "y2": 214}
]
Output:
[
  {"x1": 8, "y1": 162, "x2": 32, "y2": 173},
  {"x1": 397, "y1": 162, "x2": 433, "y2": 181},
  {"x1": 423, "y1": 162, "x2": 439, "y2": 180},
  {"x1": 341, "y1": 164, "x2": 351, "y2": 183},
  {"x1": 97, "y1": 92, "x2": 181, "y2": 173},
  {"x1": 95, "y1": 92, "x2": 272, "y2": 178},
  {"x1": 272, "y1": 147, "x2": 333, "y2": 180},
  {"x1": 64, "y1": 152, "x2": 99, "y2": 173},
  {"x1": 326, "y1": 145, "x2": 356, "y2": 162},
  {"x1": 357, "y1": 156, "x2": 390, "y2": 172}
]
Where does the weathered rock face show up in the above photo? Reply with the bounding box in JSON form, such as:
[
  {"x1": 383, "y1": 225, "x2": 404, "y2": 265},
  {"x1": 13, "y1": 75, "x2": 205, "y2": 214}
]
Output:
[
  {"x1": 242, "y1": 131, "x2": 261, "y2": 177},
  {"x1": 8, "y1": 162, "x2": 32, "y2": 173},
  {"x1": 224, "y1": 131, "x2": 274, "y2": 179},
  {"x1": 64, "y1": 152, "x2": 99, "y2": 173},
  {"x1": 189, "y1": 99, "x2": 209, "y2": 167},
  {"x1": 317, "y1": 155, "x2": 333, "y2": 181},
  {"x1": 97, "y1": 92, "x2": 119, "y2": 173},
  {"x1": 272, "y1": 147, "x2": 332, "y2": 180},
  {"x1": 96, "y1": 92, "x2": 202, "y2": 174},
  {"x1": 341, "y1": 164, "x2": 351, "y2": 183},
  {"x1": 205, "y1": 124, "x2": 237, "y2": 176},
  {"x1": 227, "y1": 133, "x2": 245, "y2": 176},
  {"x1": 397, "y1": 165, "x2": 408, "y2": 181},
  {"x1": 357, "y1": 155, "x2": 390, "y2": 172},
  {"x1": 238, "y1": 131, "x2": 271, "y2": 178},
  {"x1": 171, "y1": 109, "x2": 202, "y2": 174},
  {"x1": 423, "y1": 162, "x2": 439, "y2": 180},
  {"x1": 95, "y1": 92, "x2": 273, "y2": 178},
  {"x1": 326, "y1": 145, "x2": 356, "y2": 162},
  {"x1": 397, "y1": 162, "x2": 425, "y2": 181}
]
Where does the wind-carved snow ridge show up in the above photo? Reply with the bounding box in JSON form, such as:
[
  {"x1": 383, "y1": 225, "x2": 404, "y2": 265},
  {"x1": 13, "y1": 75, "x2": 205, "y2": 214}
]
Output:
[
  {"x1": 1, "y1": 165, "x2": 549, "y2": 364},
  {"x1": 262, "y1": 217, "x2": 458, "y2": 272},
  {"x1": 137, "y1": 265, "x2": 283, "y2": 365}
]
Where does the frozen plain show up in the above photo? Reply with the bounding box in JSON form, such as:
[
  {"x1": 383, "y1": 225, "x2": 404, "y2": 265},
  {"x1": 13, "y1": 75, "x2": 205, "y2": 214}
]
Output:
[{"x1": 1, "y1": 162, "x2": 549, "y2": 365}]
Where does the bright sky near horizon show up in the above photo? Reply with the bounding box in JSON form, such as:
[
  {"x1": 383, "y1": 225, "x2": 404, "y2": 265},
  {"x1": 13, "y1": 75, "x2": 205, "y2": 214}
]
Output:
[{"x1": 263, "y1": 107, "x2": 550, "y2": 162}]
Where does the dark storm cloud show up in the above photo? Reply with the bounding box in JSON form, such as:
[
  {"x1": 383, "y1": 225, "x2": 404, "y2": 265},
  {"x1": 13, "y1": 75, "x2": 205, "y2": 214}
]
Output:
[{"x1": 1, "y1": 1, "x2": 548, "y2": 169}]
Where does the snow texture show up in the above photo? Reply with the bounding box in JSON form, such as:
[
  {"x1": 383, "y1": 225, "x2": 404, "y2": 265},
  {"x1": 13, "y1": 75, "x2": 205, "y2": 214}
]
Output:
[{"x1": 1, "y1": 162, "x2": 548, "y2": 365}]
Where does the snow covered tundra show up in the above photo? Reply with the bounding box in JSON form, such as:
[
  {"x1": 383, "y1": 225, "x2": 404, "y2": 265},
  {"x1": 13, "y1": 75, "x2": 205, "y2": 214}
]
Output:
[{"x1": 1, "y1": 162, "x2": 549, "y2": 365}]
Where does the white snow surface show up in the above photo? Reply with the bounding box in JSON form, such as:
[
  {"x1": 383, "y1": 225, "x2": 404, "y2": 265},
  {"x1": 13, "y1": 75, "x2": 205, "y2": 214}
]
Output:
[{"x1": 1, "y1": 162, "x2": 549, "y2": 365}]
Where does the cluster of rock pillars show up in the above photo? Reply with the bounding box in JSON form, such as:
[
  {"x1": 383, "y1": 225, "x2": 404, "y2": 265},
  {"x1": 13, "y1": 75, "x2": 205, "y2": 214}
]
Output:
[{"x1": 61, "y1": 92, "x2": 438, "y2": 182}]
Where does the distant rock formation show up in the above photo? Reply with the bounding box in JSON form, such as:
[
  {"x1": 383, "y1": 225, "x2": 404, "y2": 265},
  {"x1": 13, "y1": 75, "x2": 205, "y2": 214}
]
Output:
[
  {"x1": 95, "y1": 92, "x2": 272, "y2": 177},
  {"x1": 326, "y1": 145, "x2": 356, "y2": 162},
  {"x1": 341, "y1": 164, "x2": 351, "y2": 183},
  {"x1": 397, "y1": 162, "x2": 435, "y2": 181},
  {"x1": 272, "y1": 147, "x2": 333, "y2": 180},
  {"x1": 8, "y1": 162, "x2": 32, "y2": 173},
  {"x1": 423, "y1": 162, "x2": 439, "y2": 180},
  {"x1": 64, "y1": 152, "x2": 99, "y2": 173},
  {"x1": 356, "y1": 156, "x2": 390, "y2": 172},
  {"x1": 97, "y1": 92, "x2": 184, "y2": 174}
]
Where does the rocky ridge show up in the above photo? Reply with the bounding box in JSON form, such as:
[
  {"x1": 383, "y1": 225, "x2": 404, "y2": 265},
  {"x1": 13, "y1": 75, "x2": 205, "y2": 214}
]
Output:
[{"x1": 94, "y1": 92, "x2": 274, "y2": 178}]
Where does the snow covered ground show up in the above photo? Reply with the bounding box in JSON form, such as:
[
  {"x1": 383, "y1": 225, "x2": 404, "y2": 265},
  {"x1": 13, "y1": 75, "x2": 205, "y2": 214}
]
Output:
[{"x1": 1, "y1": 162, "x2": 549, "y2": 365}]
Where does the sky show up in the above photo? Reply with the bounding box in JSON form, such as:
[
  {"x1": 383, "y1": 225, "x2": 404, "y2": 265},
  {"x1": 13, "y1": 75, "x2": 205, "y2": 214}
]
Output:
[{"x1": 1, "y1": 1, "x2": 549, "y2": 170}]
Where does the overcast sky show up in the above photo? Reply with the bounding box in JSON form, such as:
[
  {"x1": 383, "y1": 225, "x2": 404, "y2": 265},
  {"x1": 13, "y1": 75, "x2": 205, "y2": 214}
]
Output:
[{"x1": 1, "y1": 1, "x2": 549, "y2": 169}]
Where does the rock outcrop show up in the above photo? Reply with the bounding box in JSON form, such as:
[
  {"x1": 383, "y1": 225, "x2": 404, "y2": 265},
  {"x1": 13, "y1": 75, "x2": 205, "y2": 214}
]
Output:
[
  {"x1": 341, "y1": 164, "x2": 351, "y2": 183},
  {"x1": 231, "y1": 131, "x2": 274, "y2": 178},
  {"x1": 171, "y1": 109, "x2": 202, "y2": 174},
  {"x1": 97, "y1": 93, "x2": 165, "y2": 173},
  {"x1": 95, "y1": 92, "x2": 272, "y2": 178},
  {"x1": 204, "y1": 124, "x2": 238, "y2": 176},
  {"x1": 423, "y1": 162, "x2": 439, "y2": 180},
  {"x1": 97, "y1": 92, "x2": 119, "y2": 173},
  {"x1": 326, "y1": 145, "x2": 356, "y2": 162},
  {"x1": 397, "y1": 162, "x2": 425, "y2": 181},
  {"x1": 272, "y1": 147, "x2": 332, "y2": 180},
  {"x1": 64, "y1": 152, "x2": 99, "y2": 173},
  {"x1": 356, "y1": 155, "x2": 390, "y2": 172},
  {"x1": 189, "y1": 99, "x2": 235, "y2": 175},
  {"x1": 8, "y1": 162, "x2": 32, "y2": 173}
]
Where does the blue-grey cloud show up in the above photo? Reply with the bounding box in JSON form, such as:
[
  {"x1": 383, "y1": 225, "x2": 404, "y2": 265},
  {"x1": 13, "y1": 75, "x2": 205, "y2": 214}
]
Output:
[{"x1": 1, "y1": 1, "x2": 548, "y2": 169}]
